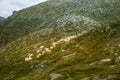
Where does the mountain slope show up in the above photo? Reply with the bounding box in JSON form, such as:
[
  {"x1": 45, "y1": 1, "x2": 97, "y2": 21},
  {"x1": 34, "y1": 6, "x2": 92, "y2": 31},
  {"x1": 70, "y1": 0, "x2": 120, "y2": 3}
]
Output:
[
  {"x1": 0, "y1": 16, "x2": 5, "y2": 22},
  {"x1": 0, "y1": 16, "x2": 5, "y2": 27},
  {"x1": 0, "y1": 0, "x2": 120, "y2": 47},
  {"x1": 0, "y1": 26, "x2": 120, "y2": 80},
  {"x1": 0, "y1": 0, "x2": 120, "y2": 80}
]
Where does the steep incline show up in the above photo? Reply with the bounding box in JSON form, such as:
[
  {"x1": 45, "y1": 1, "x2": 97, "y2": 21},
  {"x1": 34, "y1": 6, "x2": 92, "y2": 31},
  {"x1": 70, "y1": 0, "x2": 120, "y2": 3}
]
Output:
[
  {"x1": 0, "y1": 0, "x2": 120, "y2": 80},
  {"x1": 0, "y1": 0, "x2": 120, "y2": 46},
  {"x1": 0, "y1": 26, "x2": 120, "y2": 80},
  {"x1": 0, "y1": 16, "x2": 5, "y2": 22}
]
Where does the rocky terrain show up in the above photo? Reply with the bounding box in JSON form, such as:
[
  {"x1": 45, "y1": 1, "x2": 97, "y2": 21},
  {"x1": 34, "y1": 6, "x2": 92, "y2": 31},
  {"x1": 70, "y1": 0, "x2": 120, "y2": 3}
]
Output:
[
  {"x1": 0, "y1": 17, "x2": 4, "y2": 22},
  {"x1": 0, "y1": 16, "x2": 5, "y2": 27},
  {"x1": 0, "y1": 0, "x2": 120, "y2": 80}
]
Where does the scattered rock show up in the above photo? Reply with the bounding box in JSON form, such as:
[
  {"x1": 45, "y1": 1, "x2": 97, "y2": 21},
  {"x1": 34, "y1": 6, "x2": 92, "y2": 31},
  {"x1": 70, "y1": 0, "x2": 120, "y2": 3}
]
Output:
[
  {"x1": 81, "y1": 75, "x2": 120, "y2": 80},
  {"x1": 103, "y1": 75, "x2": 120, "y2": 80},
  {"x1": 5, "y1": 56, "x2": 9, "y2": 62},
  {"x1": 4, "y1": 74, "x2": 15, "y2": 80},
  {"x1": 34, "y1": 60, "x2": 48, "y2": 74},
  {"x1": 114, "y1": 56, "x2": 120, "y2": 66},
  {"x1": 81, "y1": 77, "x2": 91, "y2": 80},
  {"x1": 50, "y1": 73, "x2": 63, "y2": 80},
  {"x1": 109, "y1": 65, "x2": 116, "y2": 68}
]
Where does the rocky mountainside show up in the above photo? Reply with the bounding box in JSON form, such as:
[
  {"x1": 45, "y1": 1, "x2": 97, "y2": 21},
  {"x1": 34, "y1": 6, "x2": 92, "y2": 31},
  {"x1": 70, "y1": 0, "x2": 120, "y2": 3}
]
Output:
[
  {"x1": 0, "y1": 16, "x2": 5, "y2": 22},
  {"x1": 0, "y1": 0, "x2": 120, "y2": 80},
  {"x1": 0, "y1": 0, "x2": 120, "y2": 47},
  {"x1": 0, "y1": 16, "x2": 5, "y2": 26}
]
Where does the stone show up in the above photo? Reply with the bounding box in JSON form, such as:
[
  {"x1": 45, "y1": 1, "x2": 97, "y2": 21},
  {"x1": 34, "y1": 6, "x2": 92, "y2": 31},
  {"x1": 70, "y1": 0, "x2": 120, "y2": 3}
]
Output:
[
  {"x1": 34, "y1": 60, "x2": 48, "y2": 74},
  {"x1": 114, "y1": 56, "x2": 120, "y2": 65},
  {"x1": 81, "y1": 77, "x2": 91, "y2": 80},
  {"x1": 81, "y1": 75, "x2": 120, "y2": 80},
  {"x1": 109, "y1": 65, "x2": 116, "y2": 68},
  {"x1": 103, "y1": 75, "x2": 120, "y2": 80},
  {"x1": 50, "y1": 73, "x2": 63, "y2": 80}
]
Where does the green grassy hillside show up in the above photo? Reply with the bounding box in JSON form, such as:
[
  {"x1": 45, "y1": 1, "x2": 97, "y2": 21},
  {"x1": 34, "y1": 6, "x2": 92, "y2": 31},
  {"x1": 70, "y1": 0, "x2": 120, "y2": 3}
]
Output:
[
  {"x1": 0, "y1": 25, "x2": 120, "y2": 80},
  {"x1": 0, "y1": 0, "x2": 120, "y2": 80}
]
